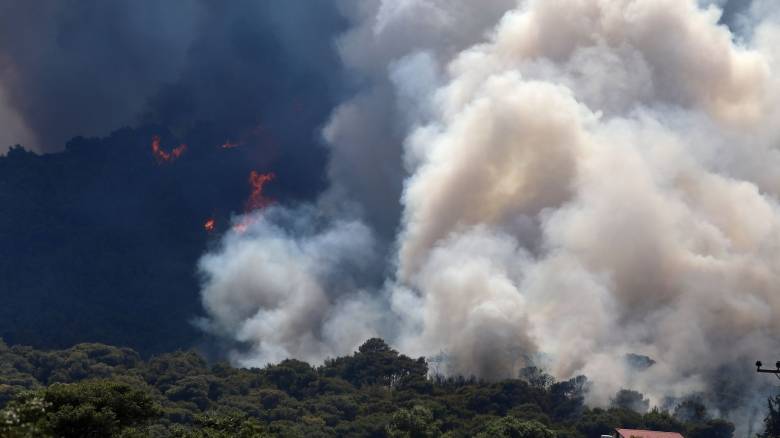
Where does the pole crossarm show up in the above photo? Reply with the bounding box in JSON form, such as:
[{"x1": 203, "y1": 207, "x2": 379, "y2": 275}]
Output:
[{"x1": 756, "y1": 361, "x2": 780, "y2": 379}]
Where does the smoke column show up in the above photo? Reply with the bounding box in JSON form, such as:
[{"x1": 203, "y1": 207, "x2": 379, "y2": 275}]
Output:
[{"x1": 198, "y1": 0, "x2": 780, "y2": 432}]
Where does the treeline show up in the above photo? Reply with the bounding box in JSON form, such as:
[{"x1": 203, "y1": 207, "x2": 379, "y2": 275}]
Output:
[{"x1": 0, "y1": 338, "x2": 748, "y2": 437}]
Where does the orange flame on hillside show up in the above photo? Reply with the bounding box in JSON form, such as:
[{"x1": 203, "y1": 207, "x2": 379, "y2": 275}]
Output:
[
  {"x1": 245, "y1": 171, "x2": 276, "y2": 212},
  {"x1": 151, "y1": 135, "x2": 187, "y2": 164},
  {"x1": 204, "y1": 218, "x2": 216, "y2": 232},
  {"x1": 230, "y1": 171, "x2": 275, "y2": 234}
]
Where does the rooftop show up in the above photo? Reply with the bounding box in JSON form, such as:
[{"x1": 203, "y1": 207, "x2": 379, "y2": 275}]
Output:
[{"x1": 616, "y1": 429, "x2": 685, "y2": 438}]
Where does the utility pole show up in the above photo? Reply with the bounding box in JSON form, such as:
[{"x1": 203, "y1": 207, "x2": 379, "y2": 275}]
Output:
[
  {"x1": 756, "y1": 361, "x2": 780, "y2": 379},
  {"x1": 756, "y1": 361, "x2": 780, "y2": 436}
]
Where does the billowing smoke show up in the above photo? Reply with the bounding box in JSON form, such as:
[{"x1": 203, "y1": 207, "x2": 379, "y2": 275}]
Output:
[
  {"x1": 198, "y1": 206, "x2": 385, "y2": 367},
  {"x1": 321, "y1": 0, "x2": 516, "y2": 234},
  {"x1": 198, "y1": 0, "x2": 780, "y2": 432}
]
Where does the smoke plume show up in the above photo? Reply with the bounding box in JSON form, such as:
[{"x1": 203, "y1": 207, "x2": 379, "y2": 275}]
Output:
[
  {"x1": 198, "y1": 206, "x2": 383, "y2": 367},
  {"x1": 197, "y1": 0, "x2": 780, "y2": 432},
  {"x1": 0, "y1": 0, "x2": 344, "y2": 157}
]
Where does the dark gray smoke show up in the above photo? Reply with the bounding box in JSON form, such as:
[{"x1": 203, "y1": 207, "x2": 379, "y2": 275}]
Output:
[
  {"x1": 715, "y1": 0, "x2": 753, "y2": 26},
  {"x1": 0, "y1": 0, "x2": 345, "y2": 156}
]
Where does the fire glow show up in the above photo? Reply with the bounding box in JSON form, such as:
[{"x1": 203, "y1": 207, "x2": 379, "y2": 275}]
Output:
[
  {"x1": 229, "y1": 171, "x2": 276, "y2": 234},
  {"x1": 245, "y1": 171, "x2": 275, "y2": 212},
  {"x1": 151, "y1": 135, "x2": 187, "y2": 164},
  {"x1": 204, "y1": 218, "x2": 216, "y2": 232}
]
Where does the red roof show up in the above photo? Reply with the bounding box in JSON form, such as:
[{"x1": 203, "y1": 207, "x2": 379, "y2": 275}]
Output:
[{"x1": 616, "y1": 429, "x2": 685, "y2": 438}]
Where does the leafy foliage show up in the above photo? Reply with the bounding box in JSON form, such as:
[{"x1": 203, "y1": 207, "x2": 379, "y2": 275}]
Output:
[
  {"x1": 475, "y1": 417, "x2": 554, "y2": 438},
  {"x1": 386, "y1": 405, "x2": 441, "y2": 438},
  {"x1": 1, "y1": 380, "x2": 159, "y2": 438},
  {"x1": 0, "y1": 338, "x2": 738, "y2": 437},
  {"x1": 759, "y1": 395, "x2": 780, "y2": 438}
]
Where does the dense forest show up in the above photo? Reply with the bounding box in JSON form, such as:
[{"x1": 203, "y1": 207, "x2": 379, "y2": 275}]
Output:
[{"x1": 2, "y1": 338, "x2": 762, "y2": 438}]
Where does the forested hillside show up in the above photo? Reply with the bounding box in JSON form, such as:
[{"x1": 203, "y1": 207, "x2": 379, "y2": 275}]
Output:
[
  {"x1": 0, "y1": 338, "x2": 743, "y2": 437},
  {"x1": 0, "y1": 126, "x2": 318, "y2": 356}
]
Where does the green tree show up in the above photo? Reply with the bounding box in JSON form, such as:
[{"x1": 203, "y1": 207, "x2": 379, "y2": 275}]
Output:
[
  {"x1": 48, "y1": 379, "x2": 159, "y2": 437},
  {"x1": 170, "y1": 413, "x2": 270, "y2": 438},
  {"x1": 387, "y1": 405, "x2": 441, "y2": 438},
  {"x1": 145, "y1": 351, "x2": 209, "y2": 392},
  {"x1": 321, "y1": 339, "x2": 428, "y2": 390},
  {"x1": 0, "y1": 338, "x2": 743, "y2": 438},
  {"x1": 0, "y1": 395, "x2": 50, "y2": 438},
  {"x1": 263, "y1": 360, "x2": 319, "y2": 399},
  {"x1": 476, "y1": 417, "x2": 555, "y2": 438},
  {"x1": 1, "y1": 380, "x2": 160, "y2": 438}
]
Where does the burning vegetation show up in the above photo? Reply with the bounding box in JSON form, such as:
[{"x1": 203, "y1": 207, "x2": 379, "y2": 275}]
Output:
[
  {"x1": 225, "y1": 171, "x2": 277, "y2": 234},
  {"x1": 245, "y1": 171, "x2": 275, "y2": 212},
  {"x1": 203, "y1": 218, "x2": 216, "y2": 233},
  {"x1": 151, "y1": 135, "x2": 187, "y2": 164}
]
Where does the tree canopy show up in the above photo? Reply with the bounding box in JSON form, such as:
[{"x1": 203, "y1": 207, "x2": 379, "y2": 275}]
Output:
[{"x1": 0, "y1": 338, "x2": 743, "y2": 437}]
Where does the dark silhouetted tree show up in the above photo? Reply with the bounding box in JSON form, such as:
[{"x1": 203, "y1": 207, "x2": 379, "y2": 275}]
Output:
[
  {"x1": 759, "y1": 395, "x2": 780, "y2": 438},
  {"x1": 611, "y1": 389, "x2": 650, "y2": 414}
]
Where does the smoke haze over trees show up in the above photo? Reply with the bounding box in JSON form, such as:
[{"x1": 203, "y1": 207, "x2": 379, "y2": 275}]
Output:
[
  {"x1": 0, "y1": 338, "x2": 745, "y2": 437},
  {"x1": 1, "y1": 0, "x2": 779, "y2": 436}
]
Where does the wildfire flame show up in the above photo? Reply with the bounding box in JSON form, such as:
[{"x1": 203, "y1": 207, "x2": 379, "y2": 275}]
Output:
[
  {"x1": 151, "y1": 135, "x2": 187, "y2": 164},
  {"x1": 231, "y1": 171, "x2": 276, "y2": 234},
  {"x1": 245, "y1": 171, "x2": 276, "y2": 212},
  {"x1": 204, "y1": 218, "x2": 216, "y2": 232}
]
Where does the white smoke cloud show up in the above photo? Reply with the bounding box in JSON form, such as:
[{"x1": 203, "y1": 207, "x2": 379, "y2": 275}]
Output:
[
  {"x1": 322, "y1": 0, "x2": 516, "y2": 234},
  {"x1": 197, "y1": 206, "x2": 383, "y2": 367},
  {"x1": 199, "y1": 0, "x2": 780, "y2": 432}
]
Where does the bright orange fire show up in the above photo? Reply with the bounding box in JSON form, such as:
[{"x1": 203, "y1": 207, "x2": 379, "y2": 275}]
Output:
[
  {"x1": 151, "y1": 135, "x2": 187, "y2": 164},
  {"x1": 226, "y1": 171, "x2": 276, "y2": 234},
  {"x1": 245, "y1": 171, "x2": 276, "y2": 211},
  {"x1": 204, "y1": 218, "x2": 216, "y2": 232}
]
